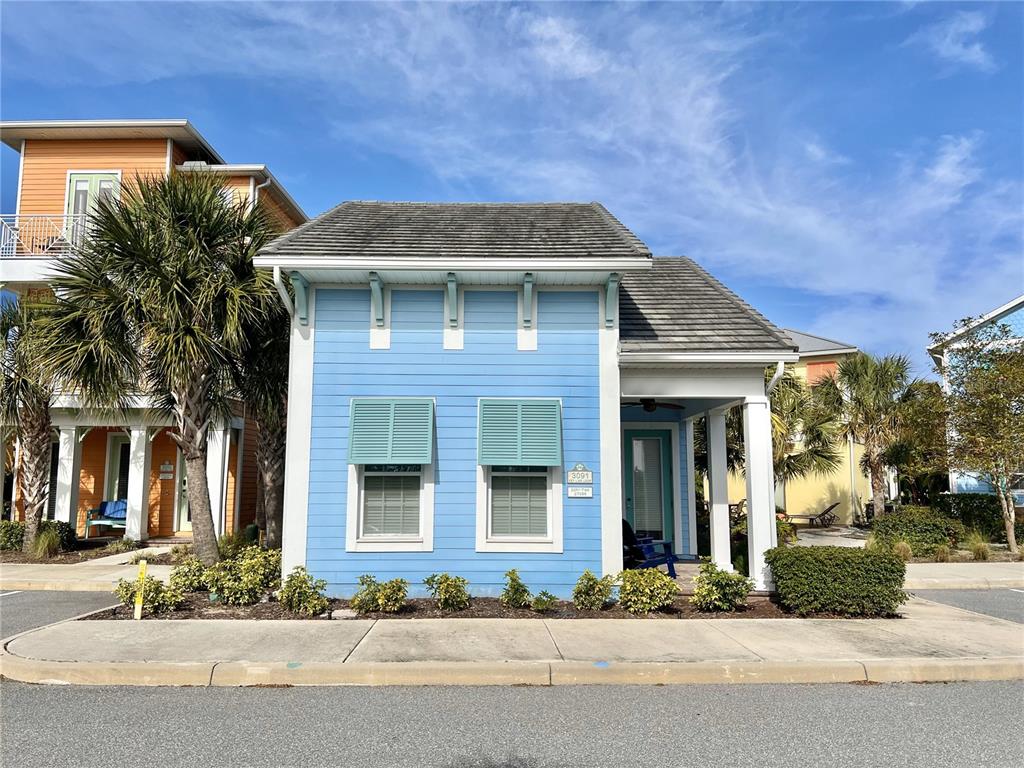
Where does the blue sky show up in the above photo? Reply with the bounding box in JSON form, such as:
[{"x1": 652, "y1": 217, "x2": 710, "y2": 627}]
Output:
[{"x1": 2, "y1": 1, "x2": 1021, "y2": 373}]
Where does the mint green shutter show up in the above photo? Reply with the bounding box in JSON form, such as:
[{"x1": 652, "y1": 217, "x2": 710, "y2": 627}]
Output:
[
  {"x1": 349, "y1": 398, "x2": 434, "y2": 464},
  {"x1": 478, "y1": 399, "x2": 562, "y2": 466}
]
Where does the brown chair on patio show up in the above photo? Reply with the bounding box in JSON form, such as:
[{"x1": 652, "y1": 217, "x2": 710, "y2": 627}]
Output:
[{"x1": 784, "y1": 501, "x2": 840, "y2": 528}]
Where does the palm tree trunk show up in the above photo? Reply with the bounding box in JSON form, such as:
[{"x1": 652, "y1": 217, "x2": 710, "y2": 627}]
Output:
[
  {"x1": 19, "y1": 393, "x2": 52, "y2": 553},
  {"x1": 869, "y1": 458, "x2": 887, "y2": 520},
  {"x1": 183, "y1": 452, "x2": 219, "y2": 565}
]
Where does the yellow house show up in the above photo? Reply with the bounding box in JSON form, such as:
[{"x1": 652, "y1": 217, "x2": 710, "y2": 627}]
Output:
[
  {"x1": 0, "y1": 119, "x2": 307, "y2": 542},
  {"x1": 726, "y1": 329, "x2": 870, "y2": 526}
]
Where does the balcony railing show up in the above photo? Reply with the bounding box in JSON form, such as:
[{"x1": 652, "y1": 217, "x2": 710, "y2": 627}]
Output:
[{"x1": 1, "y1": 214, "x2": 89, "y2": 257}]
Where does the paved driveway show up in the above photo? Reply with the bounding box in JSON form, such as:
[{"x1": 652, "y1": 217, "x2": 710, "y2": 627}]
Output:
[
  {"x1": 912, "y1": 589, "x2": 1024, "y2": 624},
  {"x1": 0, "y1": 589, "x2": 118, "y2": 640}
]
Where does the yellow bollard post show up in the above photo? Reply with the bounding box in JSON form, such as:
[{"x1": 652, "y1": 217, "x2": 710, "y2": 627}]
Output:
[{"x1": 133, "y1": 559, "x2": 148, "y2": 621}]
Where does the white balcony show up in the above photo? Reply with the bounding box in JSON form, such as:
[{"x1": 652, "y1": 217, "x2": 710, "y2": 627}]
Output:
[{"x1": 0, "y1": 214, "x2": 88, "y2": 287}]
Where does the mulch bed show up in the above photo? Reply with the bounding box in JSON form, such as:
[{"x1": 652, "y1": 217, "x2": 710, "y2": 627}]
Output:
[
  {"x1": 910, "y1": 549, "x2": 1020, "y2": 564},
  {"x1": 83, "y1": 593, "x2": 806, "y2": 621},
  {"x1": 0, "y1": 539, "x2": 121, "y2": 564}
]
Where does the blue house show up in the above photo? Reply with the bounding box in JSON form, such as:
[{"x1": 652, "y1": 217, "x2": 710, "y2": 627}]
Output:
[
  {"x1": 928, "y1": 293, "x2": 1024, "y2": 510},
  {"x1": 254, "y1": 202, "x2": 798, "y2": 596}
]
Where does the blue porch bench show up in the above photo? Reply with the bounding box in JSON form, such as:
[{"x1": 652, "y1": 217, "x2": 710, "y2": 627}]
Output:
[
  {"x1": 84, "y1": 499, "x2": 128, "y2": 539},
  {"x1": 622, "y1": 519, "x2": 680, "y2": 578}
]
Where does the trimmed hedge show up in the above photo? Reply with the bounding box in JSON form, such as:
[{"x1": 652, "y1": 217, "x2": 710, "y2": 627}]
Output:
[
  {"x1": 872, "y1": 507, "x2": 964, "y2": 556},
  {"x1": 932, "y1": 493, "x2": 1018, "y2": 544},
  {"x1": 0, "y1": 520, "x2": 77, "y2": 552},
  {"x1": 765, "y1": 546, "x2": 906, "y2": 617}
]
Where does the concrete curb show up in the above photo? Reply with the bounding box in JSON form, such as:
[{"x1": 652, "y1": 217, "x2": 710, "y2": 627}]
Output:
[{"x1": 4, "y1": 650, "x2": 1022, "y2": 687}]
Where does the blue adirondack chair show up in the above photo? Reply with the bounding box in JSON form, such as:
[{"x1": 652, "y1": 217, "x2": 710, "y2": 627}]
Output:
[
  {"x1": 622, "y1": 519, "x2": 678, "y2": 578},
  {"x1": 84, "y1": 499, "x2": 128, "y2": 538}
]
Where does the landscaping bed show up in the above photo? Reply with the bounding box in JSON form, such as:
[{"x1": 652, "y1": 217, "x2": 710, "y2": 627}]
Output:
[
  {"x1": 84, "y1": 593, "x2": 812, "y2": 621},
  {"x1": 0, "y1": 539, "x2": 119, "y2": 564},
  {"x1": 909, "y1": 548, "x2": 1020, "y2": 564}
]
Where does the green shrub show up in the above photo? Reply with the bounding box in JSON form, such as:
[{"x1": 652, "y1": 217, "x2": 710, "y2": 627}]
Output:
[
  {"x1": 531, "y1": 591, "x2": 558, "y2": 613},
  {"x1": 500, "y1": 569, "x2": 532, "y2": 609},
  {"x1": 102, "y1": 537, "x2": 139, "y2": 555},
  {"x1": 217, "y1": 532, "x2": 248, "y2": 560},
  {"x1": 0, "y1": 520, "x2": 24, "y2": 550},
  {"x1": 31, "y1": 526, "x2": 61, "y2": 558},
  {"x1": 204, "y1": 546, "x2": 281, "y2": 605},
  {"x1": 280, "y1": 567, "x2": 329, "y2": 615},
  {"x1": 572, "y1": 569, "x2": 615, "y2": 611},
  {"x1": 765, "y1": 546, "x2": 906, "y2": 617},
  {"x1": 242, "y1": 523, "x2": 260, "y2": 546},
  {"x1": 423, "y1": 573, "x2": 470, "y2": 612},
  {"x1": 776, "y1": 518, "x2": 798, "y2": 545},
  {"x1": 966, "y1": 530, "x2": 990, "y2": 561},
  {"x1": 618, "y1": 568, "x2": 680, "y2": 615},
  {"x1": 39, "y1": 520, "x2": 77, "y2": 552},
  {"x1": 169, "y1": 555, "x2": 208, "y2": 593},
  {"x1": 169, "y1": 543, "x2": 194, "y2": 564},
  {"x1": 690, "y1": 558, "x2": 752, "y2": 612},
  {"x1": 932, "y1": 494, "x2": 1007, "y2": 541},
  {"x1": 350, "y1": 575, "x2": 408, "y2": 614},
  {"x1": 892, "y1": 540, "x2": 913, "y2": 562},
  {"x1": 933, "y1": 544, "x2": 951, "y2": 562},
  {"x1": 376, "y1": 578, "x2": 409, "y2": 613},
  {"x1": 115, "y1": 575, "x2": 184, "y2": 614},
  {"x1": 872, "y1": 507, "x2": 964, "y2": 556}
]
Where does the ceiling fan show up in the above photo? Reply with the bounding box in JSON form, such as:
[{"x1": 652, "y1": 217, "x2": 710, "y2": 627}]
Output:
[{"x1": 621, "y1": 398, "x2": 685, "y2": 413}]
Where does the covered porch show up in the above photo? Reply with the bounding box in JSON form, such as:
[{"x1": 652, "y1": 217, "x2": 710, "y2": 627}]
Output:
[{"x1": 618, "y1": 365, "x2": 781, "y2": 591}]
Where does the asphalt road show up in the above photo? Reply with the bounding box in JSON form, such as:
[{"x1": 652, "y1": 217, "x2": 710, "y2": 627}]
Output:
[
  {"x1": 2, "y1": 679, "x2": 1022, "y2": 767},
  {"x1": 0, "y1": 589, "x2": 118, "y2": 639},
  {"x1": 912, "y1": 589, "x2": 1024, "y2": 623}
]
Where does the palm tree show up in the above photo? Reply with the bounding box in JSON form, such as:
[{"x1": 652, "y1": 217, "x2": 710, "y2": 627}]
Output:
[
  {"x1": 815, "y1": 352, "x2": 914, "y2": 520},
  {"x1": 41, "y1": 172, "x2": 277, "y2": 565},
  {"x1": 232, "y1": 306, "x2": 290, "y2": 548},
  {"x1": 1, "y1": 296, "x2": 59, "y2": 552},
  {"x1": 770, "y1": 370, "x2": 841, "y2": 487}
]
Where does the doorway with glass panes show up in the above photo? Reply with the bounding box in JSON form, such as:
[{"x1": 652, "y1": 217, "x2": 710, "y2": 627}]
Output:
[
  {"x1": 65, "y1": 171, "x2": 120, "y2": 245},
  {"x1": 623, "y1": 427, "x2": 676, "y2": 548}
]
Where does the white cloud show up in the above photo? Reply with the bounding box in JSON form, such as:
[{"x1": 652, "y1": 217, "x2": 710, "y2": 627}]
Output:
[
  {"x1": 906, "y1": 11, "x2": 997, "y2": 73},
  {"x1": 1, "y1": 2, "x2": 1020, "y2": 369}
]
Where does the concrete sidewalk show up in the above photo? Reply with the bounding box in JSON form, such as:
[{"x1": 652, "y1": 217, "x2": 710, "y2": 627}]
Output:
[
  {"x1": 904, "y1": 562, "x2": 1024, "y2": 590},
  {"x1": 0, "y1": 562, "x2": 171, "y2": 592},
  {"x1": 2, "y1": 596, "x2": 1021, "y2": 687}
]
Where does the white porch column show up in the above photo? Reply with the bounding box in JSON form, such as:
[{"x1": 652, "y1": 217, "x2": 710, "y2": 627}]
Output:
[
  {"x1": 743, "y1": 396, "x2": 775, "y2": 591},
  {"x1": 53, "y1": 427, "x2": 81, "y2": 526},
  {"x1": 206, "y1": 425, "x2": 229, "y2": 538},
  {"x1": 705, "y1": 409, "x2": 733, "y2": 571},
  {"x1": 125, "y1": 427, "x2": 152, "y2": 541},
  {"x1": 683, "y1": 417, "x2": 698, "y2": 557}
]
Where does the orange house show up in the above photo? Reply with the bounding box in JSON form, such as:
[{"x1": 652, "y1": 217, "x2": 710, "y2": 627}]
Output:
[{"x1": 0, "y1": 119, "x2": 306, "y2": 542}]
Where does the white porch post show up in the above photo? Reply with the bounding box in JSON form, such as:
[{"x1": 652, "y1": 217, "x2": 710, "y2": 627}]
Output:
[
  {"x1": 743, "y1": 396, "x2": 775, "y2": 591},
  {"x1": 705, "y1": 409, "x2": 733, "y2": 571},
  {"x1": 125, "y1": 427, "x2": 152, "y2": 541},
  {"x1": 683, "y1": 417, "x2": 698, "y2": 557},
  {"x1": 53, "y1": 427, "x2": 81, "y2": 526},
  {"x1": 206, "y1": 425, "x2": 229, "y2": 538}
]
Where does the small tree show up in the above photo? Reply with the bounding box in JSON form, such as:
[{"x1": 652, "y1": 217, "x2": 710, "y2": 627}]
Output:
[
  {"x1": 881, "y1": 380, "x2": 949, "y2": 505},
  {"x1": 0, "y1": 296, "x2": 58, "y2": 552},
  {"x1": 770, "y1": 370, "x2": 841, "y2": 487},
  {"x1": 815, "y1": 353, "x2": 914, "y2": 521},
  {"x1": 933, "y1": 319, "x2": 1023, "y2": 554},
  {"x1": 41, "y1": 172, "x2": 277, "y2": 565}
]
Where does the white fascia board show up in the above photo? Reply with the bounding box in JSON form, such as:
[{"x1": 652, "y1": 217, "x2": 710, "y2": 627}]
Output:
[
  {"x1": 927, "y1": 293, "x2": 1024, "y2": 353},
  {"x1": 798, "y1": 348, "x2": 859, "y2": 359},
  {"x1": 619, "y1": 351, "x2": 800, "y2": 366},
  {"x1": 177, "y1": 164, "x2": 307, "y2": 222},
  {"x1": 0, "y1": 256, "x2": 57, "y2": 285},
  {"x1": 252, "y1": 256, "x2": 653, "y2": 273}
]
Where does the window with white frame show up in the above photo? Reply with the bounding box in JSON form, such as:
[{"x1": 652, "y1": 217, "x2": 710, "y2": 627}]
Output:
[{"x1": 488, "y1": 465, "x2": 550, "y2": 539}]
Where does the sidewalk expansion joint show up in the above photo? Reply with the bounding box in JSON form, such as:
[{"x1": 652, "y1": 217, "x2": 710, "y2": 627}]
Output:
[
  {"x1": 541, "y1": 620, "x2": 564, "y2": 661},
  {"x1": 208, "y1": 661, "x2": 219, "y2": 687},
  {"x1": 703, "y1": 621, "x2": 767, "y2": 661},
  {"x1": 341, "y1": 619, "x2": 377, "y2": 663}
]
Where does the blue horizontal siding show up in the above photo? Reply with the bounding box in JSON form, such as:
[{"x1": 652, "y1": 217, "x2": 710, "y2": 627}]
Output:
[{"x1": 307, "y1": 288, "x2": 602, "y2": 598}]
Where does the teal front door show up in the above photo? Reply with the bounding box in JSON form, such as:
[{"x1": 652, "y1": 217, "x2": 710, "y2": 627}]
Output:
[{"x1": 623, "y1": 429, "x2": 674, "y2": 544}]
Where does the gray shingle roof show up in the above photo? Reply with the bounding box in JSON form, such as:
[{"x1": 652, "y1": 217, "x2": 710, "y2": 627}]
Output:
[
  {"x1": 259, "y1": 201, "x2": 651, "y2": 260},
  {"x1": 783, "y1": 328, "x2": 858, "y2": 355},
  {"x1": 620, "y1": 257, "x2": 796, "y2": 353}
]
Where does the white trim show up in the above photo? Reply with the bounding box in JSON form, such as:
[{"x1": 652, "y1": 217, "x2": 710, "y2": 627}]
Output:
[
  {"x1": 15, "y1": 140, "x2": 25, "y2": 215},
  {"x1": 516, "y1": 284, "x2": 538, "y2": 351},
  {"x1": 165, "y1": 139, "x2": 173, "y2": 176},
  {"x1": 443, "y1": 284, "x2": 465, "y2": 350},
  {"x1": 125, "y1": 426, "x2": 152, "y2": 541},
  {"x1": 684, "y1": 417, "x2": 698, "y2": 556},
  {"x1": 369, "y1": 286, "x2": 392, "y2": 350},
  {"x1": 475, "y1": 464, "x2": 563, "y2": 553},
  {"x1": 103, "y1": 431, "x2": 131, "y2": 500},
  {"x1": 248, "y1": 177, "x2": 256, "y2": 209},
  {"x1": 620, "y1": 351, "x2": 799, "y2": 365},
  {"x1": 280, "y1": 287, "x2": 316, "y2": 574},
  {"x1": 621, "y1": 421, "x2": 682, "y2": 554},
  {"x1": 62, "y1": 169, "x2": 124, "y2": 217},
  {"x1": 53, "y1": 427, "x2": 81, "y2": 526},
  {"x1": 928, "y1": 294, "x2": 1024, "y2": 354},
  {"x1": 254, "y1": 256, "x2": 654, "y2": 273},
  {"x1": 705, "y1": 408, "x2": 734, "y2": 572},
  {"x1": 797, "y1": 348, "x2": 859, "y2": 359},
  {"x1": 598, "y1": 288, "x2": 624, "y2": 576},
  {"x1": 742, "y1": 396, "x2": 775, "y2": 591},
  {"x1": 346, "y1": 462, "x2": 435, "y2": 552}
]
